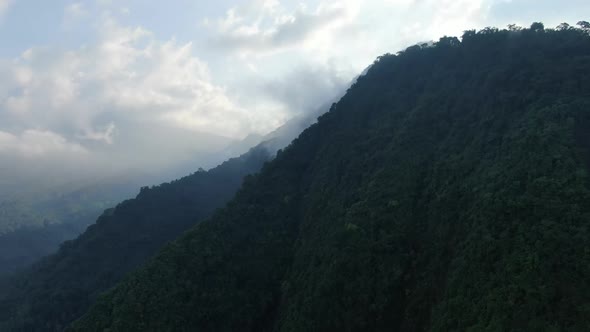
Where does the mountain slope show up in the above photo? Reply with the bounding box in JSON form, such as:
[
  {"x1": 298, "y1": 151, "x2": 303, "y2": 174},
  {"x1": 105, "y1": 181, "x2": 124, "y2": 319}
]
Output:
[
  {"x1": 71, "y1": 24, "x2": 590, "y2": 331},
  {"x1": 0, "y1": 221, "x2": 87, "y2": 276},
  {"x1": 0, "y1": 172, "x2": 151, "y2": 275},
  {"x1": 0, "y1": 146, "x2": 271, "y2": 331}
]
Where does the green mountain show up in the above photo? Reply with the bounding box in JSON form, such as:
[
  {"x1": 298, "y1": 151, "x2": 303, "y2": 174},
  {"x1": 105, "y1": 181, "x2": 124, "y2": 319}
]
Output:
[
  {"x1": 0, "y1": 174, "x2": 150, "y2": 275},
  {"x1": 68, "y1": 23, "x2": 590, "y2": 331},
  {"x1": 0, "y1": 146, "x2": 270, "y2": 331}
]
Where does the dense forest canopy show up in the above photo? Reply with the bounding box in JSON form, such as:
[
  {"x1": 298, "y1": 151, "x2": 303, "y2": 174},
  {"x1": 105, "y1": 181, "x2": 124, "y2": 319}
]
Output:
[{"x1": 55, "y1": 22, "x2": 590, "y2": 331}]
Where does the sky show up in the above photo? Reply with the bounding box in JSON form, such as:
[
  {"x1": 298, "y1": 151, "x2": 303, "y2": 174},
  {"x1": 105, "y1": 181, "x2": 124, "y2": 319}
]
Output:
[{"x1": 0, "y1": 0, "x2": 588, "y2": 192}]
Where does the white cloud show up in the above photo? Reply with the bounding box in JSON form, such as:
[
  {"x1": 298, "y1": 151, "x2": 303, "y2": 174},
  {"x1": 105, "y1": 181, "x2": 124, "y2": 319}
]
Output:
[
  {"x1": 0, "y1": 17, "x2": 276, "y2": 147},
  {"x1": 0, "y1": 129, "x2": 87, "y2": 158},
  {"x1": 78, "y1": 122, "x2": 116, "y2": 144},
  {"x1": 203, "y1": 0, "x2": 493, "y2": 65},
  {"x1": 0, "y1": 14, "x2": 293, "y2": 188},
  {"x1": 208, "y1": 0, "x2": 360, "y2": 57},
  {"x1": 0, "y1": 0, "x2": 525, "y2": 168},
  {"x1": 261, "y1": 62, "x2": 351, "y2": 114},
  {"x1": 0, "y1": 0, "x2": 12, "y2": 17},
  {"x1": 65, "y1": 2, "x2": 88, "y2": 20},
  {"x1": 201, "y1": 0, "x2": 495, "y2": 118},
  {"x1": 0, "y1": 0, "x2": 582, "y2": 196}
]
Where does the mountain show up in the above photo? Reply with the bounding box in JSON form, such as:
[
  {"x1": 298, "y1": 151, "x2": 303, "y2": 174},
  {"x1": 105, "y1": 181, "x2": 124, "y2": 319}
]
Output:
[
  {"x1": 68, "y1": 23, "x2": 590, "y2": 331},
  {"x1": 0, "y1": 174, "x2": 147, "y2": 276},
  {"x1": 0, "y1": 123, "x2": 245, "y2": 276},
  {"x1": 0, "y1": 219, "x2": 88, "y2": 276},
  {"x1": 0, "y1": 145, "x2": 271, "y2": 331},
  {"x1": 224, "y1": 101, "x2": 339, "y2": 160},
  {"x1": 0, "y1": 180, "x2": 133, "y2": 235}
]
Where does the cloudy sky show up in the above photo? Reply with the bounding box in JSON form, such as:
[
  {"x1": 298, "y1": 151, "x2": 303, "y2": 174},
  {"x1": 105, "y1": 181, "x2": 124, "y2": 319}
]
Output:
[{"x1": 0, "y1": 0, "x2": 587, "y2": 190}]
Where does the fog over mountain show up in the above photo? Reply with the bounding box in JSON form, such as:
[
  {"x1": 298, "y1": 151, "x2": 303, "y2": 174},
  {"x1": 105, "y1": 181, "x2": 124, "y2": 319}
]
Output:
[
  {"x1": 0, "y1": 0, "x2": 588, "y2": 276},
  {"x1": 0, "y1": 0, "x2": 587, "y2": 330},
  {"x1": 1, "y1": 0, "x2": 587, "y2": 198}
]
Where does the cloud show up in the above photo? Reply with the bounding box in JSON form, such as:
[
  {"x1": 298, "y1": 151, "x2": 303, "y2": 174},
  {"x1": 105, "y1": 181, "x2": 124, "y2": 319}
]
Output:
[
  {"x1": 200, "y1": 0, "x2": 495, "y2": 109},
  {"x1": 0, "y1": 129, "x2": 87, "y2": 158},
  {"x1": 0, "y1": 17, "x2": 274, "y2": 149},
  {"x1": 0, "y1": 0, "x2": 12, "y2": 17},
  {"x1": 0, "y1": 15, "x2": 291, "y2": 193},
  {"x1": 0, "y1": 0, "x2": 581, "y2": 197},
  {"x1": 94, "y1": 23, "x2": 262, "y2": 137},
  {"x1": 78, "y1": 122, "x2": 116, "y2": 144},
  {"x1": 0, "y1": 129, "x2": 104, "y2": 197},
  {"x1": 261, "y1": 62, "x2": 351, "y2": 114},
  {"x1": 208, "y1": 0, "x2": 359, "y2": 56},
  {"x1": 64, "y1": 2, "x2": 88, "y2": 20}
]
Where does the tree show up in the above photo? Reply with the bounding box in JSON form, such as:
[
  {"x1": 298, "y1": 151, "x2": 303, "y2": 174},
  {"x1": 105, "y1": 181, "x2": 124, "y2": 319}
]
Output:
[
  {"x1": 461, "y1": 29, "x2": 477, "y2": 41},
  {"x1": 578, "y1": 21, "x2": 590, "y2": 33},
  {"x1": 437, "y1": 36, "x2": 460, "y2": 47},
  {"x1": 530, "y1": 22, "x2": 545, "y2": 32},
  {"x1": 479, "y1": 27, "x2": 499, "y2": 34},
  {"x1": 507, "y1": 24, "x2": 522, "y2": 32}
]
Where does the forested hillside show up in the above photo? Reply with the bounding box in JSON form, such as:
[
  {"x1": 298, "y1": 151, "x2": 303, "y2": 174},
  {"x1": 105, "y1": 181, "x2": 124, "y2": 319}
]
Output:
[
  {"x1": 70, "y1": 23, "x2": 590, "y2": 331},
  {"x1": 0, "y1": 146, "x2": 270, "y2": 331},
  {"x1": 0, "y1": 175, "x2": 149, "y2": 275},
  {"x1": 0, "y1": 219, "x2": 88, "y2": 276}
]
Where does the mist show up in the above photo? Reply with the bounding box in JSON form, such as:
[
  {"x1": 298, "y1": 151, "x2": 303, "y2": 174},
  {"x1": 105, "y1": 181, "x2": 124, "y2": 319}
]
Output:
[
  {"x1": 0, "y1": 0, "x2": 589, "y2": 330},
  {"x1": 0, "y1": 0, "x2": 587, "y2": 230}
]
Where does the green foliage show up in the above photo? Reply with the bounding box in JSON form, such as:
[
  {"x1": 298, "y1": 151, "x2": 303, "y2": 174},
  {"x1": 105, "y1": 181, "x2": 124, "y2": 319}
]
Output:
[
  {"x1": 0, "y1": 146, "x2": 270, "y2": 331},
  {"x1": 66, "y1": 23, "x2": 590, "y2": 332}
]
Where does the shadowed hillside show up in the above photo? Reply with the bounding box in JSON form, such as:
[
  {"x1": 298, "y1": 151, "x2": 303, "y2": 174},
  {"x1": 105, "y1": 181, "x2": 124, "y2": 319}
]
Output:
[
  {"x1": 67, "y1": 23, "x2": 590, "y2": 332},
  {"x1": 0, "y1": 146, "x2": 271, "y2": 331}
]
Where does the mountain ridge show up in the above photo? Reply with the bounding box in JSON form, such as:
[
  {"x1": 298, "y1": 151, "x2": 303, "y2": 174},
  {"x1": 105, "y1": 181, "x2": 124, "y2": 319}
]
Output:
[
  {"x1": 0, "y1": 145, "x2": 272, "y2": 331},
  {"x1": 69, "y1": 23, "x2": 590, "y2": 331}
]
